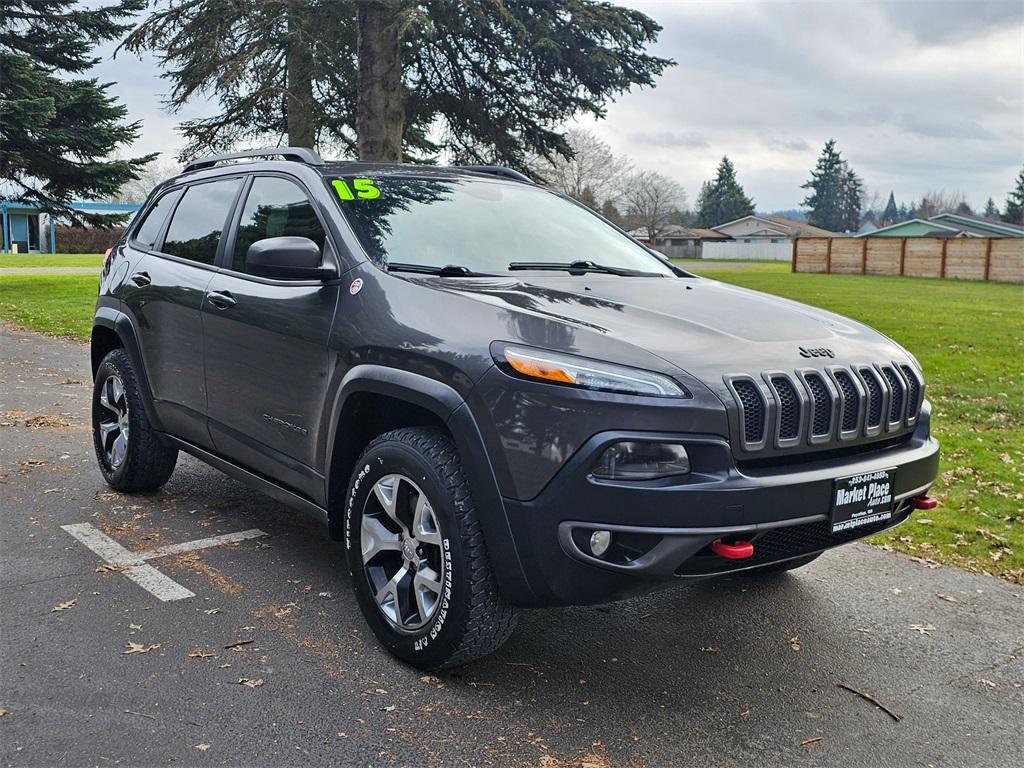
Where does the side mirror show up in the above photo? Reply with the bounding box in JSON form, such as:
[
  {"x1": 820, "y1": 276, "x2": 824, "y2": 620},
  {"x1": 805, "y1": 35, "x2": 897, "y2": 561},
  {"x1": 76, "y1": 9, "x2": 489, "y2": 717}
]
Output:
[{"x1": 246, "y1": 236, "x2": 335, "y2": 280}]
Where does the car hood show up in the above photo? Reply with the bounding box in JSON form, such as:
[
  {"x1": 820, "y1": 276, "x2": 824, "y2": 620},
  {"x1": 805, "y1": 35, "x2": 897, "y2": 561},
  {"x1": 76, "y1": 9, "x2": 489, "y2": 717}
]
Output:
[{"x1": 419, "y1": 274, "x2": 910, "y2": 384}]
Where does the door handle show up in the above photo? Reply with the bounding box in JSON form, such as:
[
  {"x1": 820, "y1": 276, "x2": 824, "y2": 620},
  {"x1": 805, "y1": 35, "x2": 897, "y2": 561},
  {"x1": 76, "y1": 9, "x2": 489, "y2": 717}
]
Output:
[
  {"x1": 207, "y1": 290, "x2": 237, "y2": 309},
  {"x1": 130, "y1": 271, "x2": 151, "y2": 287}
]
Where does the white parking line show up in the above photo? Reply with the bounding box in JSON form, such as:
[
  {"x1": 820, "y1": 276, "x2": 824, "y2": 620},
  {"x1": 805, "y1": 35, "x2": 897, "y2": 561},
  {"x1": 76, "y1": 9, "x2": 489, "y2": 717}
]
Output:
[{"x1": 61, "y1": 523, "x2": 268, "y2": 602}]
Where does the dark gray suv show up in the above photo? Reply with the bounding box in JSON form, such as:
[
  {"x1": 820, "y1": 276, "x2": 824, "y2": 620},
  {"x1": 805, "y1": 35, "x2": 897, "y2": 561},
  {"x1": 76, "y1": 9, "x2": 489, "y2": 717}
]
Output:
[{"x1": 91, "y1": 147, "x2": 940, "y2": 669}]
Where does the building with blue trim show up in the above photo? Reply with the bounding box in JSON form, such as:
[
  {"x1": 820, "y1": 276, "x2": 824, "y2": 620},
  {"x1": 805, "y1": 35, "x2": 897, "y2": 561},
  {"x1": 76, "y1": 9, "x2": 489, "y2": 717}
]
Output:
[{"x1": 0, "y1": 200, "x2": 142, "y2": 253}]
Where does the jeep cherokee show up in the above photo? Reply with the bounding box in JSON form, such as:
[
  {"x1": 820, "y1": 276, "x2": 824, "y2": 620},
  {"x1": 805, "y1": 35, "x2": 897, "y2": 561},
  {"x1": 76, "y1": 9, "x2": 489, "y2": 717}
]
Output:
[{"x1": 91, "y1": 147, "x2": 940, "y2": 669}]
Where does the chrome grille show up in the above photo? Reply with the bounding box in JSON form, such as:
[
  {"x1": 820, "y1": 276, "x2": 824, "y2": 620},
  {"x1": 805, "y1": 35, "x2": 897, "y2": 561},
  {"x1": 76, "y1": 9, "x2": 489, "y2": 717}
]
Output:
[{"x1": 726, "y1": 361, "x2": 923, "y2": 453}]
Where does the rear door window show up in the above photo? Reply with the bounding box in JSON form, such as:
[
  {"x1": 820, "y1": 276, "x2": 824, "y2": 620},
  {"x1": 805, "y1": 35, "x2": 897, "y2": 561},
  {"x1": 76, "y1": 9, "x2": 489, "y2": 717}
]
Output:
[
  {"x1": 161, "y1": 179, "x2": 242, "y2": 265},
  {"x1": 231, "y1": 177, "x2": 327, "y2": 273},
  {"x1": 133, "y1": 190, "x2": 179, "y2": 248}
]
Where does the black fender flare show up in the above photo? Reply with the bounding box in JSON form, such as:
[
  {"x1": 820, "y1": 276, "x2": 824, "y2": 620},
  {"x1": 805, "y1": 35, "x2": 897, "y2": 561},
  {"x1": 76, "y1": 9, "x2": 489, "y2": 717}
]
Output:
[
  {"x1": 92, "y1": 305, "x2": 164, "y2": 431},
  {"x1": 324, "y1": 364, "x2": 537, "y2": 605}
]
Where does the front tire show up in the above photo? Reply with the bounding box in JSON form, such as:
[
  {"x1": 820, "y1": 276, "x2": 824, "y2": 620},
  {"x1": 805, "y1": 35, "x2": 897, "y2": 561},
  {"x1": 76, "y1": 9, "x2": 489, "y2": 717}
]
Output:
[
  {"x1": 344, "y1": 427, "x2": 516, "y2": 670},
  {"x1": 92, "y1": 349, "x2": 177, "y2": 492}
]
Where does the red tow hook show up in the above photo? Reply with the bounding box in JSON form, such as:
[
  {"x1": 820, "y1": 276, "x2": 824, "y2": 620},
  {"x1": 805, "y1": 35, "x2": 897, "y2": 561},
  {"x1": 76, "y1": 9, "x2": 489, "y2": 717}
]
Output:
[
  {"x1": 912, "y1": 495, "x2": 938, "y2": 510},
  {"x1": 711, "y1": 538, "x2": 754, "y2": 560}
]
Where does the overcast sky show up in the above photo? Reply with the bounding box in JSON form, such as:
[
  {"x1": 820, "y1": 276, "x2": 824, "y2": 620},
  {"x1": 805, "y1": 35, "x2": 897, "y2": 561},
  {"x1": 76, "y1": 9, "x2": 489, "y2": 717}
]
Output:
[{"x1": 95, "y1": 0, "x2": 1023, "y2": 212}]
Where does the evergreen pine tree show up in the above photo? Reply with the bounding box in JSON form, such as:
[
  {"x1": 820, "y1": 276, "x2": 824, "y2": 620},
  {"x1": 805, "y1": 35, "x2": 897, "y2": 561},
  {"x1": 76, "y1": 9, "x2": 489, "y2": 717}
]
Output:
[
  {"x1": 983, "y1": 198, "x2": 1000, "y2": 220},
  {"x1": 0, "y1": 1, "x2": 153, "y2": 224},
  {"x1": 801, "y1": 139, "x2": 852, "y2": 232},
  {"x1": 881, "y1": 191, "x2": 898, "y2": 225},
  {"x1": 840, "y1": 167, "x2": 864, "y2": 232},
  {"x1": 694, "y1": 156, "x2": 755, "y2": 227},
  {"x1": 122, "y1": 1, "x2": 672, "y2": 165},
  {"x1": 1002, "y1": 167, "x2": 1024, "y2": 225}
]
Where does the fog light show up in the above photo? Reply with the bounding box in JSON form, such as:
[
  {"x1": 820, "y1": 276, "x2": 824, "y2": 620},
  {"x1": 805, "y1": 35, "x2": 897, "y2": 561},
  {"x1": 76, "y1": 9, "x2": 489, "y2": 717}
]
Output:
[
  {"x1": 589, "y1": 530, "x2": 612, "y2": 557},
  {"x1": 591, "y1": 442, "x2": 690, "y2": 481}
]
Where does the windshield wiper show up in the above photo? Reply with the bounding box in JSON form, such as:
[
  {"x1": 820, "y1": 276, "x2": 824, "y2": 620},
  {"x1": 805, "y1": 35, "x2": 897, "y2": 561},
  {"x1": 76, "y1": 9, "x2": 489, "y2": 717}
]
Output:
[
  {"x1": 508, "y1": 260, "x2": 665, "y2": 277},
  {"x1": 387, "y1": 262, "x2": 492, "y2": 277}
]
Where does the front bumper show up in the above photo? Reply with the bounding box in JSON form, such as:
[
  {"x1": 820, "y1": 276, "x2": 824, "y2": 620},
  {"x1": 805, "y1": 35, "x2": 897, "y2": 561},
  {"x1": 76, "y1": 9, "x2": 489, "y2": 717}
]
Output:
[{"x1": 503, "y1": 420, "x2": 939, "y2": 606}]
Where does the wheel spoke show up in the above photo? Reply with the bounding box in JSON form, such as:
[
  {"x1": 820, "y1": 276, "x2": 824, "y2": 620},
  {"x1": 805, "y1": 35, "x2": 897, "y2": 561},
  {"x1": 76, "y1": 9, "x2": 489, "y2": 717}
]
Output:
[
  {"x1": 375, "y1": 565, "x2": 408, "y2": 626},
  {"x1": 98, "y1": 421, "x2": 119, "y2": 448},
  {"x1": 99, "y1": 383, "x2": 119, "y2": 416},
  {"x1": 361, "y1": 516, "x2": 402, "y2": 563},
  {"x1": 373, "y1": 476, "x2": 407, "y2": 533},
  {"x1": 412, "y1": 495, "x2": 442, "y2": 546},
  {"x1": 111, "y1": 377, "x2": 125, "y2": 410},
  {"x1": 111, "y1": 433, "x2": 127, "y2": 466},
  {"x1": 413, "y1": 567, "x2": 442, "y2": 624}
]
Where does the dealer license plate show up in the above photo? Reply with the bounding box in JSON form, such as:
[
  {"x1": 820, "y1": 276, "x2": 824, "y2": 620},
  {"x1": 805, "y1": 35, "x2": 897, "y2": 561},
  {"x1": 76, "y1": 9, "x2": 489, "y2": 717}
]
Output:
[{"x1": 831, "y1": 468, "x2": 896, "y2": 534}]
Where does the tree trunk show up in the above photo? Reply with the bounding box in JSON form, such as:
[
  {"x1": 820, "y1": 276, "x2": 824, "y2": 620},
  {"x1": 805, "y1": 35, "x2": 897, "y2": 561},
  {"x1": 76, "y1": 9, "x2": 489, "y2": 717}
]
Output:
[
  {"x1": 286, "y1": 0, "x2": 315, "y2": 148},
  {"x1": 356, "y1": 0, "x2": 404, "y2": 161}
]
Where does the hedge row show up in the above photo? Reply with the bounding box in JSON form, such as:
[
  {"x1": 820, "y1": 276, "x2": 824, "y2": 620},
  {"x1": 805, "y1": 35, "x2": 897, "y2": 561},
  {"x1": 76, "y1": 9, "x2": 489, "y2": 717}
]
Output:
[{"x1": 53, "y1": 226, "x2": 127, "y2": 254}]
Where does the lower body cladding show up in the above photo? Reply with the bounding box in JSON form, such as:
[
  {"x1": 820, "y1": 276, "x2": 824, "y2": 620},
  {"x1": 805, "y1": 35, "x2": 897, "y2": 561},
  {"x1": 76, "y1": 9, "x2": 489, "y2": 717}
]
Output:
[{"x1": 501, "y1": 421, "x2": 939, "y2": 607}]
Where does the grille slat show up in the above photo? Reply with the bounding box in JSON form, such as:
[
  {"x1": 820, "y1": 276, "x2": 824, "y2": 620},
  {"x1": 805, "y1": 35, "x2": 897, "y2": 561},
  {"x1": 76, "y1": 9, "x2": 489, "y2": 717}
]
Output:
[
  {"x1": 804, "y1": 373, "x2": 832, "y2": 437},
  {"x1": 732, "y1": 379, "x2": 766, "y2": 445},
  {"x1": 834, "y1": 370, "x2": 860, "y2": 433},
  {"x1": 900, "y1": 364, "x2": 922, "y2": 422},
  {"x1": 728, "y1": 362, "x2": 921, "y2": 453},
  {"x1": 770, "y1": 376, "x2": 800, "y2": 441},
  {"x1": 860, "y1": 368, "x2": 884, "y2": 429},
  {"x1": 881, "y1": 366, "x2": 905, "y2": 425}
]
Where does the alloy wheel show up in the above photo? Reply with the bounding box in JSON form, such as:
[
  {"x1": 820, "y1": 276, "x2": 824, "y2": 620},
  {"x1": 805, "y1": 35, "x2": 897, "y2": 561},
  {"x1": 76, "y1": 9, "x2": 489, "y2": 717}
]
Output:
[
  {"x1": 360, "y1": 473, "x2": 445, "y2": 631},
  {"x1": 97, "y1": 375, "x2": 130, "y2": 469}
]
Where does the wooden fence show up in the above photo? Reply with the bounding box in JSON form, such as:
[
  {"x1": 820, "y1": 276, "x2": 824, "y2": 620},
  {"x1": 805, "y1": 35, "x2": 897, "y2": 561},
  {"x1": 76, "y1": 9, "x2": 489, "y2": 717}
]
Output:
[{"x1": 792, "y1": 237, "x2": 1024, "y2": 283}]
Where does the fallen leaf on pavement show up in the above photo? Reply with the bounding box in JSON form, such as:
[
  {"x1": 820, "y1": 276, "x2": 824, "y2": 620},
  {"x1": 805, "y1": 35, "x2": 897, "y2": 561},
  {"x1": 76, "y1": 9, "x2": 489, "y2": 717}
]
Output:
[
  {"x1": 909, "y1": 623, "x2": 936, "y2": 635},
  {"x1": 96, "y1": 563, "x2": 128, "y2": 573},
  {"x1": 124, "y1": 642, "x2": 160, "y2": 655},
  {"x1": 129, "y1": 623, "x2": 142, "y2": 631},
  {"x1": 52, "y1": 599, "x2": 76, "y2": 612},
  {"x1": 936, "y1": 593, "x2": 959, "y2": 603},
  {"x1": 238, "y1": 678, "x2": 264, "y2": 688},
  {"x1": 0, "y1": 708, "x2": 8, "y2": 717},
  {"x1": 979, "y1": 679, "x2": 996, "y2": 688},
  {"x1": 204, "y1": 608, "x2": 220, "y2": 615},
  {"x1": 194, "y1": 743, "x2": 210, "y2": 752},
  {"x1": 188, "y1": 649, "x2": 217, "y2": 660},
  {"x1": 801, "y1": 737, "x2": 823, "y2": 746},
  {"x1": 701, "y1": 646, "x2": 721, "y2": 653},
  {"x1": 789, "y1": 636, "x2": 801, "y2": 652}
]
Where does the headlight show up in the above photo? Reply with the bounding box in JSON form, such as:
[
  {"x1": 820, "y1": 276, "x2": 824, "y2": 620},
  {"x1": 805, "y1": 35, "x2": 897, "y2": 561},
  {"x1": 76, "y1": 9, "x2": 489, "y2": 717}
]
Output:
[{"x1": 502, "y1": 346, "x2": 688, "y2": 398}]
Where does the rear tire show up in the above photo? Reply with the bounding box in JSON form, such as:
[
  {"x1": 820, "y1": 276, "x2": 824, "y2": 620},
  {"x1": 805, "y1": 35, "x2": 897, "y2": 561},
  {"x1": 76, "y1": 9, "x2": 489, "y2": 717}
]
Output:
[
  {"x1": 344, "y1": 427, "x2": 517, "y2": 670},
  {"x1": 92, "y1": 349, "x2": 177, "y2": 492}
]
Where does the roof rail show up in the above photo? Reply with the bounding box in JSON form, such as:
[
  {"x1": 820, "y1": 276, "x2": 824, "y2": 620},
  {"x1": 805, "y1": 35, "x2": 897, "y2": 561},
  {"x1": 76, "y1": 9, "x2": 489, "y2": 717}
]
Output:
[
  {"x1": 454, "y1": 165, "x2": 532, "y2": 183},
  {"x1": 183, "y1": 147, "x2": 324, "y2": 173}
]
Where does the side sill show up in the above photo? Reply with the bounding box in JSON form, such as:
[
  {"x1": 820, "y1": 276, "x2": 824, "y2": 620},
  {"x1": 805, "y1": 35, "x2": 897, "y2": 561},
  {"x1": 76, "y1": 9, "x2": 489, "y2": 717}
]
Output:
[{"x1": 162, "y1": 434, "x2": 328, "y2": 528}]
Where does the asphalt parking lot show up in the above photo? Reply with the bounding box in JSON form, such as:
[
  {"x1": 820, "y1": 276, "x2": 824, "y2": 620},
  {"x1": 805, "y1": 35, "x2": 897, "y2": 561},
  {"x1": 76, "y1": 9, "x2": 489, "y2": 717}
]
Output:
[{"x1": 1, "y1": 323, "x2": 1022, "y2": 768}]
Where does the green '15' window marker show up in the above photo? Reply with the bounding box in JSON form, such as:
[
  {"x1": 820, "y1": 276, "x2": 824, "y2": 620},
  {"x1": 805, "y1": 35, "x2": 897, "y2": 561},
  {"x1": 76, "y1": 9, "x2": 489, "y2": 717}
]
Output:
[{"x1": 333, "y1": 178, "x2": 380, "y2": 201}]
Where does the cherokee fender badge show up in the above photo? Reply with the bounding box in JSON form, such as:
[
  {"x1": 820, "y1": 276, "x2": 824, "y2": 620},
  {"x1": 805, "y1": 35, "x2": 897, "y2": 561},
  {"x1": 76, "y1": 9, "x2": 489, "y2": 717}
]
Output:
[{"x1": 349, "y1": 278, "x2": 364, "y2": 295}]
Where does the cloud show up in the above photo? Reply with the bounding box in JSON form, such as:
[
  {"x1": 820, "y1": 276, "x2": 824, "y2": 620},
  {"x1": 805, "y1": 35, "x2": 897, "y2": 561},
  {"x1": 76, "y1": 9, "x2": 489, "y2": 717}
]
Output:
[
  {"x1": 89, "y1": 0, "x2": 1023, "y2": 210},
  {"x1": 628, "y1": 130, "x2": 709, "y2": 149}
]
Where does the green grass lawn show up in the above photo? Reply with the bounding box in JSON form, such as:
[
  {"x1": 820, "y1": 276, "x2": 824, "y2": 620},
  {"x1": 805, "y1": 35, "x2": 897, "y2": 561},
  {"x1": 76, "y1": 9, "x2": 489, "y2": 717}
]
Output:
[
  {"x1": 0, "y1": 253, "x2": 103, "y2": 268},
  {"x1": 1, "y1": 264, "x2": 1022, "y2": 582},
  {"x1": 0, "y1": 274, "x2": 96, "y2": 338},
  {"x1": 684, "y1": 262, "x2": 1024, "y2": 583}
]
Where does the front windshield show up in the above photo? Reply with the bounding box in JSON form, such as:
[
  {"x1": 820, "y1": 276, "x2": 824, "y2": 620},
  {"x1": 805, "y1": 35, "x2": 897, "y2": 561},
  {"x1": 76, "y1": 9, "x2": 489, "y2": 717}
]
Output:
[{"x1": 329, "y1": 175, "x2": 674, "y2": 276}]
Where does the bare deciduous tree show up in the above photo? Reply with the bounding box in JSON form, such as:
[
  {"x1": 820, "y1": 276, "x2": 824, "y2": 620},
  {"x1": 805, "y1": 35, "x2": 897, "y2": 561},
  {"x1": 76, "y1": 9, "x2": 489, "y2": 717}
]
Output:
[
  {"x1": 111, "y1": 157, "x2": 182, "y2": 203},
  {"x1": 622, "y1": 170, "x2": 686, "y2": 240},
  {"x1": 530, "y1": 128, "x2": 631, "y2": 208},
  {"x1": 917, "y1": 190, "x2": 968, "y2": 218}
]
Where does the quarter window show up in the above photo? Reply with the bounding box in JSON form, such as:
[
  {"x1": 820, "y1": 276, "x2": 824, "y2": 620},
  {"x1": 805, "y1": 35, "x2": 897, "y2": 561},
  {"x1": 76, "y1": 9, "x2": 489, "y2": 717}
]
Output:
[
  {"x1": 232, "y1": 177, "x2": 326, "y2": 273},
  {"x1": 133, "y1": 191, "x2": 178, "y2": 248},
  {"x1": 161, "y1": 179, "x2": 241, "y2": 265}
]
